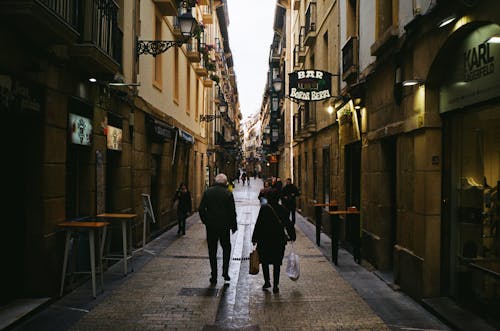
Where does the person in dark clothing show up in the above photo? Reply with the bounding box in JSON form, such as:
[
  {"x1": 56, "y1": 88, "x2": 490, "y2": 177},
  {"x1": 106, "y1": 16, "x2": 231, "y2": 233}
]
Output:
[
  {"x1": 282, "y1": 178, "x2": 300, "y2": 225},
  {"x1": 252, "y1": 189, "x2": 296, "y2": 293},
  {"x1": 198, "y1": 173, "x2": 238, "y2": 284},
  {"x1": 258, "y1": 179, "x2": 273, "y2": 205},
  {"x1": 173, "y1": 183, "x2": 192, "y2": 235}
]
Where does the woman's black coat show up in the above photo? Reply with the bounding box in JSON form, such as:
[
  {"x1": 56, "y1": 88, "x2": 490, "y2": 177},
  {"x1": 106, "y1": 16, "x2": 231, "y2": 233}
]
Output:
[{"x1": 252, "y1": 202, "x2": 296, "y2": 265}]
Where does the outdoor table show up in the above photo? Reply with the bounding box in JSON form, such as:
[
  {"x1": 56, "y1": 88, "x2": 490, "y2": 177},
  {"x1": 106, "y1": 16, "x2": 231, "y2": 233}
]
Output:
[
  {"x1": 59, "y1": 221, "x2": 109, "y2": 298},
  {"x1": 96, "y1": 213, "x2": 137, "y2": 276},
  {"x1": 327, "y1": 207, "x2": 361, "y2": 265},
  {"x1": 313, "y1": 201, "x2": 338, "y2": 246}
]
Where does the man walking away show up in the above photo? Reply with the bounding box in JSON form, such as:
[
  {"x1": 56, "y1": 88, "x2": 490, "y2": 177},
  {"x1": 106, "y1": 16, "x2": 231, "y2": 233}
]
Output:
[
  {"x1": 282, "y1": 178, "x2": 300, "y2": 225},
  {"x1": 198, "y1": 173, "x2": 238, "y2": 284}
]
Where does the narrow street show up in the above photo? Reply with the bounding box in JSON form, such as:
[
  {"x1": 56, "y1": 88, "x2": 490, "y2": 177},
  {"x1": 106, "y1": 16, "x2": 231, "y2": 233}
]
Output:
[{"x1": 13, "y1": 179, "x2": 450, "y2": 331}]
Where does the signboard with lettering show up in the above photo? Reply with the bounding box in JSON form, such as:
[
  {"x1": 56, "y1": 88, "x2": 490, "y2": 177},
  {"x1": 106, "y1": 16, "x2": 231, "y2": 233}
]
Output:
[
  {"x1": 106, "y1": 125, "x2": 122, "y2": 151},
  {"x1": 440, "y1": 24, "x2": 500, "y2": 113},
  {"x1": 0, "y1": 75, "x2": 43, "y2": 113},
  {"x1": 69, "y1": 113, "x2": 92, "y2": 146},
  {"x1": 288, "y1": 70, "x2": 332, "y2": 101}
]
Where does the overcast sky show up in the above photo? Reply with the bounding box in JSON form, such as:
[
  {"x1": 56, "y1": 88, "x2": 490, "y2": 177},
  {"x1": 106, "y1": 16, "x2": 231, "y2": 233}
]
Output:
[{"x1": 227, "y1": 0, "x2": 276, "y2": 119}]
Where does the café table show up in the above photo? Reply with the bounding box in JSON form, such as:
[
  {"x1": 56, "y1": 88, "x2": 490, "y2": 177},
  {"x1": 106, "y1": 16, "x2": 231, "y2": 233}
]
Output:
[
  {"x1": 327, "y1": 207, "x2": 361, "y2": 265},
  {"x1": 59, "y1": 221, "x2": 109, "y2": 298},
  {"x1": 313, "y1": 201, "x2": 338, "y2": 246},
  {"x1": 96, "y1": 213, "x2": 137, "y2": 276}
]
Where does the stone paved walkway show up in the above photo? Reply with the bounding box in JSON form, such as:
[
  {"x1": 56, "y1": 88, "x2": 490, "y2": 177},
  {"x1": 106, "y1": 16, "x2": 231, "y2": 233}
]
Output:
[{"x1": 66, "y1": 179, "x2": 389, "y2": 330}]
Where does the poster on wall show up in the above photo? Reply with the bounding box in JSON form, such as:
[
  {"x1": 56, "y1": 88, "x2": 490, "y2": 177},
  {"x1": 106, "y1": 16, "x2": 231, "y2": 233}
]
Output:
[
  {"x1": 69, "y1": 113, "x2": 92, "y2": 146},
  {"x1": 106, "y1": 125, "x2": 122, "y2": 151}
]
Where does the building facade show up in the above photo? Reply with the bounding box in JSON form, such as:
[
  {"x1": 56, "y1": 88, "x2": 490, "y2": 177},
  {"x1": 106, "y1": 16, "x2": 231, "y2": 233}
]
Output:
[
  {"x1": 0, "y1": 0, "x2": 240, "y2": 305},
  {"x1": 265, "y1": 0, "x2": 500, "y2": 325}
]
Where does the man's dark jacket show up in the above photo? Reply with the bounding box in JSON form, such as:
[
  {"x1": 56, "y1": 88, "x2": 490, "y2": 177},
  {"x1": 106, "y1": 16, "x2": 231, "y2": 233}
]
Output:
[{"x1": 198, "y1": 183, "x2": 237, "y2": 231}]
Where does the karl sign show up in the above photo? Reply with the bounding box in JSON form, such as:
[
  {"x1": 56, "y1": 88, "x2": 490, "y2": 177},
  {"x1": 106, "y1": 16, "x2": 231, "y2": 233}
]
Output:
[{"x1": 288, "y1": 70, "x2": 332, "y2": 101}]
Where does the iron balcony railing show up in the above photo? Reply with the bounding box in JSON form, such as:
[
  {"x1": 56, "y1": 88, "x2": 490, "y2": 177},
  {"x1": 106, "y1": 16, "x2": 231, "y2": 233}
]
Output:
[
  {"x1": 342, "y1": 36, "x2": 358, "y2": 78},
  {"x1": 78, "y1": 0, "x2": 122, "y2": 65},
  {"x1": 39, "y1": 0, "x2": 78, "y2": 28},
  {"x1": 305, "y1": 0, "x2": 316, "y2": 35}
]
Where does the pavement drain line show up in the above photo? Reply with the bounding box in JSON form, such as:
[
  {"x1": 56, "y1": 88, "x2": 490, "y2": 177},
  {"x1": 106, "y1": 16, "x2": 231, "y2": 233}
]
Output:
[{"x1": 210, "y1": 222, "x2": 255, "y2": 329}]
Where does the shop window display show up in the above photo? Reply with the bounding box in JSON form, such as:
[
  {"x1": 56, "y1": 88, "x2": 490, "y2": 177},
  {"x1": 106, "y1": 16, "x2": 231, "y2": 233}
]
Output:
[{"x1": 454, "y1": 106, "x2": 500, "y2": 314}]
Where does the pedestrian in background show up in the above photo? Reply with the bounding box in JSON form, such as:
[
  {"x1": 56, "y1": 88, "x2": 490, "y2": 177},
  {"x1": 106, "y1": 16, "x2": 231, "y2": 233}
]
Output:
[
  {"x1": 241, "y1": 172, "x2": 247, "y2": 185},
  {"x1": 173, "y1": 183, "x2": 192, "y2": 235},
  {"x1": 258, "y1": 179, "x2": 273, "y2": 205},
  {"x1": 198, "y1": 173, "x2": 238, "y2": 284},
  {"x1": 252, "y1": 189, "x2": 296, "y2": 293},
  {"x1": 282, "y1": 178, "x2": 299, "y2": 225}
]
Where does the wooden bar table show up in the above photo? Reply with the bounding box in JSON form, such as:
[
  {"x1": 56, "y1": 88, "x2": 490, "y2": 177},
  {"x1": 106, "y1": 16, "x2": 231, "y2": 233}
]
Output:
[
  {"x1": 96, "y1": 213, "x2": 137, "y2": 276},
  {"x1": 327, "y1": 207, "x2": 361, "y2": 265},
  {"x1": 312, "y1": 201, "x2": 338, "y2": 246},
  {"x1": 59, "y1": 221, "x2": 109, "y2": 298}
]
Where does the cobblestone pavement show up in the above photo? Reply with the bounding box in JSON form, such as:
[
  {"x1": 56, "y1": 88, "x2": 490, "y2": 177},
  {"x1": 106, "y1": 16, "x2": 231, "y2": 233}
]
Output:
[{"x1": 63, "y1": 179, "x2": 390, "y2": 331}]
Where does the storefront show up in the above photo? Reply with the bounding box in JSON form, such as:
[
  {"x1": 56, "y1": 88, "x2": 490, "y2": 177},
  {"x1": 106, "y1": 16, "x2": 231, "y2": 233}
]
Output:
[
  {"x1": 440, "y1": 23, "x2": 500, "y2": 320},
  {"x1": 0, "y1": 75, "x2": 44, "y2": 304},
  {"x1": 146, "y1": 116, "x2": 175, "y2": 232},
  {"x1": 337, "y1": 100, "x2": 362, "y2": 256}
]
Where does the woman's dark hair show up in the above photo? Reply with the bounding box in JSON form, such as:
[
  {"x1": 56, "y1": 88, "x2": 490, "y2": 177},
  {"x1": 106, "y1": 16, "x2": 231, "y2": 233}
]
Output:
[{"x1": 266, "y1": 188, "x2": 280, "y2": 203}]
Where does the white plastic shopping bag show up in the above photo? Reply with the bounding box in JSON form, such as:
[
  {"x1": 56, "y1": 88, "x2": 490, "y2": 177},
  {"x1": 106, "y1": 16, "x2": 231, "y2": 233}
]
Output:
[{"x1": 286, "y1": 244, "x2": 300, "y2": 281}]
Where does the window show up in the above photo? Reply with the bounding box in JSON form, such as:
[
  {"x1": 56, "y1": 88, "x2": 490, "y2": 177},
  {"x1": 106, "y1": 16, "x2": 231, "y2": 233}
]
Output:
[
  {"x1": 377, "y1": 0, "x2": 396, "y2": 38},
  {"x1": 173, "y1": 47, "x2": 179, "y2": 104},
  {"x1": 195, "y1": 79, "x2": 199, "y2": 121},
  {"x1": 346, "y1": 0, "x2": 357, "y2": 38},
  {"x1": 186, "y1": 62, "x2": 191, "y2": 114},
  {"x1": 153, "y1": 13, "x2": 162, "y2": 89}
]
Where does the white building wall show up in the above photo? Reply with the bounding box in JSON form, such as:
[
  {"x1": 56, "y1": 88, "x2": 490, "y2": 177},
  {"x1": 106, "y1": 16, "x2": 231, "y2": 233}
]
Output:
[{"x1": 359, "y1": 1, "x2": 376, "y2": 75}]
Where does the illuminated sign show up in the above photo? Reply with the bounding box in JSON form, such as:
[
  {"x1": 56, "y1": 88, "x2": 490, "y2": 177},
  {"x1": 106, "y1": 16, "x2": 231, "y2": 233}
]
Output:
[
  {"x1": 288, "y1": 70, "x2": 332, "y2": 101},
  {"x1": 107, "y1": 125, "x2": 122, "y2": 151},
  {"x1": 69, "y1": 113, "x2": 92, "y2": 146}
]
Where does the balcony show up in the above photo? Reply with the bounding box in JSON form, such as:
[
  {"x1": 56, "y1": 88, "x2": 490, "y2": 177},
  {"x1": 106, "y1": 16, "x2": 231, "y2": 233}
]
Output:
[
  {"x1": 342, "y1": 36, "x2": 359, "y2": 83},
  {"x1": 194, "y1": 57, "x2": 208, "y2": 77},
  {"x1": 202, "y1": 4, "x2": 213, "y2": 24},
  {"x1": 172, "y1": 15, "x2": 184, "y2": 40},
  {"x1": 293, "y1": 0, "x2": 300, "y2": 10},
  {"x1": 270, "y1": 45, "x2": 281, "y2": 63},
  {"x1": 298, "y1": 26, "x2": 306, "y2": 61},
  {"x1": 70, "y1": 0, "x2": 122, "y2": 74},
  {"x1": 187, "y1": 39, "x2": 201, "y2": 62},
  {"x1": 304, "y1": 0, "x2": 317, "y2": 46},
  {"x1": 202, "y1": 78, "x2": 213, "y2": 87},
  {"x1": 0, "y1": 0, "x2": 80, "y2": 46},
  {"x1": 303, "y1": 103, "x2": 316, "y2": 136},
  {"x1": 153, "y1": 0, "x2": 179, "y2": 16},
  {"x1": 215, "y1": 131, "x2": 224, "y2": 146}
]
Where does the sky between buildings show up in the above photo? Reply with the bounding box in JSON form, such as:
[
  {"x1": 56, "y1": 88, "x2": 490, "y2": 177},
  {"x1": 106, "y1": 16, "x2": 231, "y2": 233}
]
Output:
[{"x1": 227, "y1": 0, "x2": 277, "y2": 119}]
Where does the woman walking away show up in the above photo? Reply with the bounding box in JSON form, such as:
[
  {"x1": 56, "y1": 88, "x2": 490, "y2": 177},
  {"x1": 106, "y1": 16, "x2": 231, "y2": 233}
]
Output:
[
  {"x1": 173, "y1": 183, "x2": 192, "y2": 235},
  {"x1": 252, "y1": 189, "x2": 296, "y2": 293}
]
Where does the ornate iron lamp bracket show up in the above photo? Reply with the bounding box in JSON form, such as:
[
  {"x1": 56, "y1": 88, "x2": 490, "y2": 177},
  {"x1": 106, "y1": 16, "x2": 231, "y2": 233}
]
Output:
[
  {"x1": 136, "y1": 40, "x2": 185, "y2": 57},
  {"x1": 199, "y1": 114, "x2": 222, "y2": 122}
]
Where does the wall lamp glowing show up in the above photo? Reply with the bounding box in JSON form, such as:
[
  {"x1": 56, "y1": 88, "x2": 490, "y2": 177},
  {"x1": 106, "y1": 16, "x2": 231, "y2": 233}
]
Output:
[
  {"x1": 486, "y1": 36, "x2": 500, "y2": 44},
  {"x1": 402, "y1": 79, "x2": 424, "y2": 87},
  {"x1": 438, "y1": 15, "x2": 456, "y2": 28}
]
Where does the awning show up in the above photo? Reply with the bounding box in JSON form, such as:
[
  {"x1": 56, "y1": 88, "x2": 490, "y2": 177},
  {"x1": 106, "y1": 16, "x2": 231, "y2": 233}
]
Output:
[
  {"x1": 147, "y1": 117, "x2": 175, "y2": 141},
  {"x1": 178, "y1": 128, "x2": 194, "y2": 144}
]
